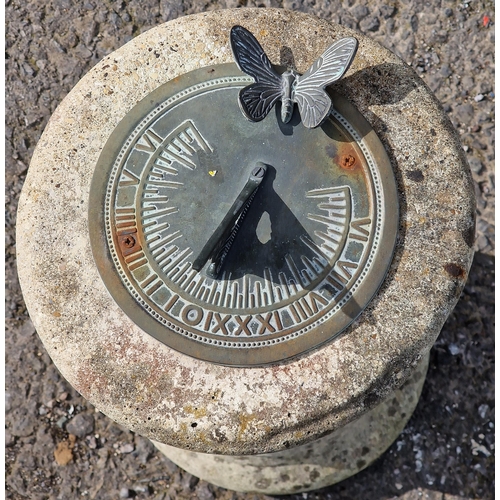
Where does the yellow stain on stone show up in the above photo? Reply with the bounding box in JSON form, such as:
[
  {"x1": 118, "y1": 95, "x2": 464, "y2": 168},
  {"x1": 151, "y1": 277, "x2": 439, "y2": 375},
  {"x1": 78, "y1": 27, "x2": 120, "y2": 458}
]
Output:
[
  {"x1": 194, "y1": 431, "x2": 210, "y2": 445},
  {"x1": 238, "y1": 413, "x2": 256, "y2": 438},
  {"x1": 183, "y1": 405, "x2": 207, "y2": 418}
]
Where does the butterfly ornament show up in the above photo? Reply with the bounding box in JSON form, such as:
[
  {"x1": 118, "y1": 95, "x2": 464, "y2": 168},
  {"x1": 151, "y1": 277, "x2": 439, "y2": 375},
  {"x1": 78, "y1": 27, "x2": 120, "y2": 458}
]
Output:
[{"x1": 230, "y1": 25, "x2": 358, "y2": 129}]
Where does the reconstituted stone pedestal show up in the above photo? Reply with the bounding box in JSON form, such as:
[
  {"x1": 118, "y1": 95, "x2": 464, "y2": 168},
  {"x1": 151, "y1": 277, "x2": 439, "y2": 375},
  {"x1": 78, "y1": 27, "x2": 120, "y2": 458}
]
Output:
[
  {"x1": 16, "y1": 8, "x2": 474, "y2": 494},
  {"x1": 153, "y1": 352, "x2": 429, "y2": 494}
]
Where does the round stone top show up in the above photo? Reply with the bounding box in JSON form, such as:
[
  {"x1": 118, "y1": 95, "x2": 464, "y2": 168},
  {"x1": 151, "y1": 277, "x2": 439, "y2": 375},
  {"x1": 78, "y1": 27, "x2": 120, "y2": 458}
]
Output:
[{"x1": 17, "y1": 8, "x2": 474, "y2": 455}]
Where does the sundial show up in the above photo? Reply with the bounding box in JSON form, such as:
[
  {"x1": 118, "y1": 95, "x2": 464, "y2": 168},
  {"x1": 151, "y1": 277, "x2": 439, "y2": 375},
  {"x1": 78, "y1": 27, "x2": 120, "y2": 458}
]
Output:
[
  {"x1": 89, "y1": 26, "x2": 398, "y2": 366},
  {"x1": 17, "y1": 9, "x2": 475, "y2": 492}
]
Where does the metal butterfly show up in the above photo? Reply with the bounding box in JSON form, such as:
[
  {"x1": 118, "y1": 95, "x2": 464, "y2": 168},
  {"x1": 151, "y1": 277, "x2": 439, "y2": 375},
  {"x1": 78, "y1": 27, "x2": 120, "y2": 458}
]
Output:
[{"x1": 230, "y1": 25, "x2": 358, "y2": 129}]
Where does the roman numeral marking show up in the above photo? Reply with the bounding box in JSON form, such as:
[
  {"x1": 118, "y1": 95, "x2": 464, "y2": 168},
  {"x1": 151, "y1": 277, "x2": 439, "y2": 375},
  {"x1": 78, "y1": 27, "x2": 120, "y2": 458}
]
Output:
[
  {"x1": 255, "y1": 313, "x2": 275, "y2": 335},
  {"x1": 349, "y1": 218, "x2": 371, "y2": 242},
  {"x1": 124, "y1": 250, "x2": 148, "y2": 271},
  {"x1": 325, "y1": 274, "x2": 346, "y2": 291},
  {"x1": 273, "y1": 311, "x2": 283, "y2": 330},
  {"x1": 118, "y1": 168, "x2": 140, "y2": 186},
  {"x1": 164, "y1": 293, "x2": 179, "y2": 312},
  {"x1": 140, "y1": 274, "x2": 163, "y2": 296},
  {"x1": 181, "y1": 305, "x2": 203, "y2": 326},
  {"x1": 289, "y1": 304, "x2": 301, "y2": 323},
  {"x1": 337, "y1": 260, "x2": 358, "y2": 279},
  {"x1": 307, "y1": 292, "x2": 328, "y2": 313},
  {"x1": 212, "y1": 313, "x2": 230, "y2": 335},
  {"x1": 330, "y1": 269, "x2": 349, "y2": 285},
  {"x1": 135, "y1": 129, "x2": 164, "y2": 153},
  {"x1": 115, "y1": 207, "x2": 137, "y2": 234},
  {"x1": 234, "y1": 316, "x2": 252, "y2": 336},
  {"x1": 204, "y1": 311, "x2": 213, "y2": 331}
]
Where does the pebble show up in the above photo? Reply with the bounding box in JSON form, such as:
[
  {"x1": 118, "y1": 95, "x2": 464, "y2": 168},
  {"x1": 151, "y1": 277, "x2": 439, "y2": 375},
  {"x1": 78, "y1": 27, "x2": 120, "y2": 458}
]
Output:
[
  {"x1": 119, "y1": 487, "x2": 131, "y2": 498},
  {"x1": 66, "y1": 413, "x2": 95, "y2": 438},
  {"x1": 181, "y1": 473, "x2": 200, "y2": 491},
  {"x1": 439, "y1": 65, "x2": 452, "y2": 78},
  {"x1": 56, "y1": 417, "x2": 68, "y2": 428},
  {"x1": 468, "y1": 157, "x2": 483, "y2": 174},
  {"x1": 477, "y1": 404, "x2": 489, "y2": 419},
  {"x1": 475, "y1": 234, "x2": 489, "y2": 252},
  {"x1": 351, "y1": 4, "x2": 369, "y2": 20},
  {"x1": 455, "y1": 103, "x2": 474, "y2": 124},
  {"x1": 379, "y1": 4, "x2": 395, "y2": 18},
  {"x1": 196, "y1": 483, "x2": 216, "y2": 500},
  {"x1": 87, "y1": 435, "x2": 97, "y2": 449},
  {"x1": 474, "y1": 94, "x2": 485, "y2": 102},
  {"x1": 118, "y1": 443, "x2": 135, "y2": 454},
  {"x1": 131, "y1": 484, "x2": 149, "y2": 493},
  {"x1": 471, "y1": 438, "x2": 491, "y2": 457},
  {"x1": 360, "y1": 16, "x2": 380, "y2": 32}
]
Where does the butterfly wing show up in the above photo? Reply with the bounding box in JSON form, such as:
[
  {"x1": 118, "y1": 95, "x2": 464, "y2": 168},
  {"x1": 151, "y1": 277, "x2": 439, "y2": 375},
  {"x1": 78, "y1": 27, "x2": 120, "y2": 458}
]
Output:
[
  {"x1": 230, "y1": 25, "x2": 283, "y2": 122},
  {"x1": 292, "y1": 87, "x2": 332, "y2": 130},
  {"x1": 293, "y1": 37, "x2": 358, "y2": 128},
  {"x1": 238, "y1": 83, "x2": 283, "y2": 122}
]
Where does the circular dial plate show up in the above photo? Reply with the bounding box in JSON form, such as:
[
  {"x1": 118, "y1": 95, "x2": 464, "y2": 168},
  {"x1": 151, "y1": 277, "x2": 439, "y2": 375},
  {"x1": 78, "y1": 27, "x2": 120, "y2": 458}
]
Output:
[{"x1": 89, "y1": 64, "x2": 398, "y2": 366}]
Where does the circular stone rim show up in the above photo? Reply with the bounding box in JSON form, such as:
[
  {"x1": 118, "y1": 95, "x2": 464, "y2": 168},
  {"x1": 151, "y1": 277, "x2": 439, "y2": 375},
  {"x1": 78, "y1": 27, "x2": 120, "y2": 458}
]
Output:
[
  {"x1": 16, "y1": 9, "x2": 475, "y2": 455},
  {"x1": 88, "y1": 62, "x2": 398, "y2": 367}
]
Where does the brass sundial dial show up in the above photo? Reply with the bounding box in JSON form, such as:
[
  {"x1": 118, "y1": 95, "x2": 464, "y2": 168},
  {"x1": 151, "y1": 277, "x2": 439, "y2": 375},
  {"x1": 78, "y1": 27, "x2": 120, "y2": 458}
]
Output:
[{"x1": 89, "y1": 27, "x2": 398, "y2": 366}]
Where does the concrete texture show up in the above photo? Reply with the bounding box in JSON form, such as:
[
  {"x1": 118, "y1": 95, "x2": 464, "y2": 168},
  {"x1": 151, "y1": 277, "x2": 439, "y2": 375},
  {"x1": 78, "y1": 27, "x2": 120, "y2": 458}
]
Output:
[
  {"x1": 153, "y1": 353, "x2": 429, "y2": 494},
  {"x1": 6, "y1": 1, "x2": 494, "y2": 499}
]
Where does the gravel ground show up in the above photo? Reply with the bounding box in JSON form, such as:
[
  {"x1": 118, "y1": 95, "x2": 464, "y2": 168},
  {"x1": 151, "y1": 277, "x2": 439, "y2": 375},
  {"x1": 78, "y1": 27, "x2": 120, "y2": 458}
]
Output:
[{"x1": 5, "y1": 1, "x2": 494, "y2": 499}]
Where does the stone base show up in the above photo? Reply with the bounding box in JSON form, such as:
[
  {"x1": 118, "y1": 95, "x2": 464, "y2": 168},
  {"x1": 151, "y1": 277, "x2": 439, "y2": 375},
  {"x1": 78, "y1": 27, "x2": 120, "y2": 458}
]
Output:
[{"x1": 152, "y1": 351, "x2": 429, "y2": 494}]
